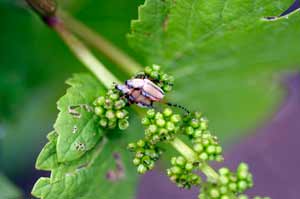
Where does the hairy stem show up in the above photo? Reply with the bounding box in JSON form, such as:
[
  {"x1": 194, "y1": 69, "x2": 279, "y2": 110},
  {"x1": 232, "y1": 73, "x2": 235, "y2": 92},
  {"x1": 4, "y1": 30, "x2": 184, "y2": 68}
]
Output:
[
  {"x1": 52, "y1": 20, "x2": 121, "y2": 87},
  {"x1": 170, "y1": 137, "x2": 219, "y2": 181},
  {"x1": 58, "y1": 11, "x2": 142, "y2": 75}
]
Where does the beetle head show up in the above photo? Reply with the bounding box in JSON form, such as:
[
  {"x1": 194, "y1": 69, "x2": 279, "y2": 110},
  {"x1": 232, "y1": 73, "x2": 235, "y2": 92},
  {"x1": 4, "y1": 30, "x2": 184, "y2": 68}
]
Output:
[{"x1": 115, "y1": 84, "x2": 130, "y2": 94}]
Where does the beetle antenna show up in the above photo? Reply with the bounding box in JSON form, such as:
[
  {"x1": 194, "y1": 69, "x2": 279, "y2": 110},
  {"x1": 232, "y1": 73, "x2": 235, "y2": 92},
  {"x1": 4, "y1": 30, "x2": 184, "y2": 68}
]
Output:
[{"x1": 166, "y1": 102, "x2": 190, "y2": 114}]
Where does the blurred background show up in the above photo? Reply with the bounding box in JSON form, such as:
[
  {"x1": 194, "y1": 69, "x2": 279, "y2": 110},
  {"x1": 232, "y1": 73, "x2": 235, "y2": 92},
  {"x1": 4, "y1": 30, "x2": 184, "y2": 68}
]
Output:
[{"x1": 0, "y1": 0, "x2": 299, "y2": 199}]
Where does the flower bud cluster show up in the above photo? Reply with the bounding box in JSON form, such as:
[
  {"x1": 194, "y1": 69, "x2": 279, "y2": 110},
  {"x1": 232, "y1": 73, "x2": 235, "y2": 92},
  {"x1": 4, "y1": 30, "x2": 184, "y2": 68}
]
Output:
[
  {"x1": 198, "y1": 163, "x2": 253, "y2": 199},
  {"x1": 93, "y1": 87, "x2": 129, "y2": 130},
  {"x1": 183, "y1": 112, "x2": 223, "y2": 162},
  {"x1": 192, "y1": 133, "x2": 223, "y2": 162},
  {"x1": 143, "y1": 64, "x2": 174, "y2": 92},
  {"x1": 128, "y1": 108, "x2": 182, "y2": 173},
  {"x1": 167, "y1": 156, "x2": 201, "y2": 189},
  {"x1": 142, "y1": 108, "x2": 182, "y2": 144},
  {"x1": 127, "y1": 139, "x2": 162, "y2": 174},
  {"x1": 182, "y1": 112, "x2": 209, "y2": 139}
]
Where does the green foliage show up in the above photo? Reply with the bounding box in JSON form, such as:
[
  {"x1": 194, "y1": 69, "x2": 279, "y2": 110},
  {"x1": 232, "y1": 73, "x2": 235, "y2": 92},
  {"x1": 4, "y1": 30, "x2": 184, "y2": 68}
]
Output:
[
  {"x1": 55, "y1": 74, "x2": 105, "y2": 162},
  {"x1": 0, "y1": 174, "x2": 22, "y2": 199},
  {"x1": 32, "y1": 74, "x2": 138, "y2": 199},
  {"x1": 128, "y1": 0, "x2": 300, "y2": 141}
]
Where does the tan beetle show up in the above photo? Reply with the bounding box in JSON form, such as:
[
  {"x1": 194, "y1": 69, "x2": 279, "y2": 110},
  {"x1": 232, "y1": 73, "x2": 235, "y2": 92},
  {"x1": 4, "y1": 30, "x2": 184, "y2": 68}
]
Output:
[{"x1": 116, "y1": 76, "x2": 189, "y2": 113}]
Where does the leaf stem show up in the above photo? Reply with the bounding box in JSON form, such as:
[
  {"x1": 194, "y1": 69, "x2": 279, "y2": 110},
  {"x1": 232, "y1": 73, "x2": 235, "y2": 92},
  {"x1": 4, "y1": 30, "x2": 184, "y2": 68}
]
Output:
[
  {"x1": 170, "y1": 137, "x2": 220, "y2": 181},
  {"x1": 58, "y1": 11, "x2": 143, "y2": 75},
  {"x1": 52, "y1": 20, "x2": 121, "y2": 87}
]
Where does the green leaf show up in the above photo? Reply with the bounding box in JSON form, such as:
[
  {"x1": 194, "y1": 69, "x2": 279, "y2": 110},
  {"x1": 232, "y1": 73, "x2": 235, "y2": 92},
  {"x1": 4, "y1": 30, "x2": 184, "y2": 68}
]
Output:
[
  {"x1": 0, "y1": 173, "x2": 22, "y2": 199},
  {"x1": 32, "y1": 74, "x2": 139, "y2": 199},
  {"x1": 128, "y1": 0, "x2": 300, "y2": 141},
  {"x1": 55, "y1": 74, "x2": 105, "y2": 162}
]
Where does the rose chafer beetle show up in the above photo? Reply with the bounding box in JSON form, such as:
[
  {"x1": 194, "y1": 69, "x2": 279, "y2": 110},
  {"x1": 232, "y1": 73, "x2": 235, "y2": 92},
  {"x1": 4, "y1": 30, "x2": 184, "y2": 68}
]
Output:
[{"x1": 116, "y1": 73, "x2": 190, "y2": 113}]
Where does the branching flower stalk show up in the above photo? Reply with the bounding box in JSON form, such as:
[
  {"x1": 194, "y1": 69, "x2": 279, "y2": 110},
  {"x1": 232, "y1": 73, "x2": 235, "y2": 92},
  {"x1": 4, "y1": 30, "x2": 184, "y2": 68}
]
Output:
[{"x1": 27, "y1": 1, "x2": 271, "y2": 198}]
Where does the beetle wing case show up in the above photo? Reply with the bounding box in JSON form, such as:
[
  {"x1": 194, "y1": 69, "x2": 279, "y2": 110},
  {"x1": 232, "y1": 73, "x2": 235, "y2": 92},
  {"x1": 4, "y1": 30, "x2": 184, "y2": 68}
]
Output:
[
  {"x1": 126, "y1": 79, "x2": 145, "y2": 88},
  {"x1": 142, "y1": 79, "x2": 165, "y2": 101}
]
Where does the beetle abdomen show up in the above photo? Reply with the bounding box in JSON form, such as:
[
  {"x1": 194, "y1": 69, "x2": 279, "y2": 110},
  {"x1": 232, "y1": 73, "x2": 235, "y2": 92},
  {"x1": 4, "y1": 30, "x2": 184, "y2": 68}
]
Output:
[{"x1": 131, "y1": 90, "x2": 152, "y2": 108}]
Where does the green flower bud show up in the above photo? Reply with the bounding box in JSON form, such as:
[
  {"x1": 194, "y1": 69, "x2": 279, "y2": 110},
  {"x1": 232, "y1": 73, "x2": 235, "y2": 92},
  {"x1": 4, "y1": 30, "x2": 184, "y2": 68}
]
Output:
[
  {"x1": 127, "y1": 143, "x2": 136, "y2": 151},
  {"x1": 209, "y1": 188, "x2": 220, "y2": 198},
  {"x1": 193, "y1": 143, "x2": 204, "y2": 153},
  {"x1": 156, "y1": 118, "x2": 166, "y2": 127},
  {"x1": 163, "y1": 108, "x2": 173, "y2": 117},
  {"x1": 237, "y1": 170, "x2": 248, "y2": 180},
  {"x1": 95, "y1": 96, "x2": 105, "y2": 105},
  {"x1": 219, "y1": 168, "x2": 230, "y2": 175},
  {"x1": 185, "y1": 162, "x2": 193, "y2": 171},
  {"x1": 94, "y1": 106, "x2": 104, "y2": 116},
  {"x1": 133, "y1": 158, "x2": 140, "y2": 165},
  {"x1": 166, "y1": 122, "x2": 175, "y2": 131},
  {"x1": 199, "y1": 152, "x2": 208, "y2": 161},
  {"x1": 161, "y1": 73, "x2": 169, "y2": 81},
  {"x1": 219, "y1": 175, "x2": 229, "y2": 185},
  {"x1": 171, "y1": 114, "x2": 181, "y2": 123},
  {"x1": 176, "y1": 156, "x2": 186, "y2": 166},
  {"x1": 144, "y1": 66, "x2": 152, "y2": 74},
  {"x1": 109, "y1": 93, "x2": 119, "y2": 100},
  {"x1": 221, "y1": 196, "x2": 230, "y2": 199},
  {"x1": 239, "y1": 195, "x2": 248, "y2": 199},
  {"x1": 104, "y1": 99, "x2": 113, "y2": 109},
  {"x1": 185, "y1": 126, "x2": 194, "y2": 135},
  {"x1": 238, "y1": 180, "x2": 248, "y2": 192},
  {"x1": 137, "y1": 140, "x2": 145, "y2": 147},
  {"x1": 118, "y1": 119, "x2": 129, "y2": 130},
  {"x1": 155, "y1": 112, "x2": 163, "y2": 120},
  {"x1": 228, "y1": 182, "x2": 237, "y2": 192},
  {"x1": 99, "y1": 118, "x2": 108, "y2": 127},
  {"x1": 147, "y1": 109, "x2": 156, "y2": 118},
  {"x1": 190, "y1": 118, "x2": 200, "y2": 128},
  {"x1": 171, "y1": 166, "x2": 182, "y2": 174},
  {"x1": 105, "y1": 110, "x2": 115, "y2": 119},
  {"x1": 114, "y1": 100, "x2": 126, "y2": 109},
  {"x1": 207, "y1": 145, "x2": 216, "y2": 154},
  {"x1": 150, "y1": 71, "x2": 159, "y2": 79},
  {"x1": 141, "y1": 117, "x2": 150, "y2": 126},
  {"x1": 137, "y1": 164, "x2": 147, "y2": 174},
  {"x1": 163, "y1": 85, "x2": 173, "y2": 92},
  {"x1": 219, "y1": 185, "x2": 228, "y2": 194},
  {"x1": 108, "y1": 120, "x2": 117, "y2": 129},
  {"x1": 148, "y1": 124, "x2": 158, "y2": 133},
  {"x1": 152, "y1": 64, "x2": 161, "y2": 71}
]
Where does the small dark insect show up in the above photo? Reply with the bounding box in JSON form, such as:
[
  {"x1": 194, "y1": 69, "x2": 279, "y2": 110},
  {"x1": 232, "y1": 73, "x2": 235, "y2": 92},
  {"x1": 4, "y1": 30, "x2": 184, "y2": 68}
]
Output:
[{"x1": 116, "y1": 75, "x2": 190, "y2": 113}]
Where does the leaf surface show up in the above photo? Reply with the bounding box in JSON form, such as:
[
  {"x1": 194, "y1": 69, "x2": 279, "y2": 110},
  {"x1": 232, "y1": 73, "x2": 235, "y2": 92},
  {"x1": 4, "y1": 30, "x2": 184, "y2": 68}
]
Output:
[
  {"x1": 32, "y1": 74, "x2": 139, "y2": 199},
  {"x1": 128, "y1": 0, "x2": 300, "y2": 141}
]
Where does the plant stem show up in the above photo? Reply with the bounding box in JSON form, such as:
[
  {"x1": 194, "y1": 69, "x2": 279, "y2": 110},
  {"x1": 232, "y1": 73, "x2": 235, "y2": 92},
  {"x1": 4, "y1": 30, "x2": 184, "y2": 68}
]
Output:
[
  {"x1": 52, "y1": 20, "x2": 121, "y2": 87},
  {"x1": 170, "y1": 137, "x2": 220, "y2": 181},
  {"x1": 199, "y1": 162, "x2": 219, "y2": 182},
  {"x1": 58, "y1": 11, "x2": 142, "y2": 75},
  {"x1": 170, "y1": 137, "x2": 197, "y2": 162}
]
